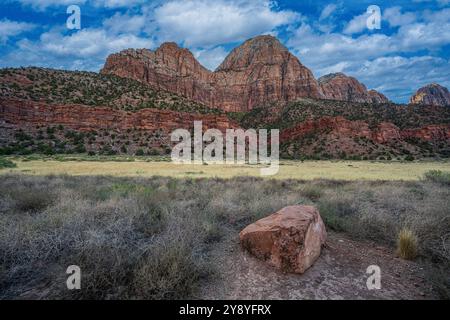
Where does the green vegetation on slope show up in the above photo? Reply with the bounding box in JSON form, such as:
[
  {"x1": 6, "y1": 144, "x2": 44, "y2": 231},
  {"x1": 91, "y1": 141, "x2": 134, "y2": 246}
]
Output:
[
  {"x1": 237, "y1": 98, "x2": 450, "y2": 130},
  {"x1": 0, "y1": 67, "x2": 223, "y2": 115}
]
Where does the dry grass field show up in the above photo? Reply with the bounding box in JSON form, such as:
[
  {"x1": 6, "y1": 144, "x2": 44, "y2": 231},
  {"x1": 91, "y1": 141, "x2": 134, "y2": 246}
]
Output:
[
  {"x1": 1, "y1": 157, "x2": 449, "y2": 299},
  {"x1": 2, "y1": 158, "x2": 450, "y2": 180}
]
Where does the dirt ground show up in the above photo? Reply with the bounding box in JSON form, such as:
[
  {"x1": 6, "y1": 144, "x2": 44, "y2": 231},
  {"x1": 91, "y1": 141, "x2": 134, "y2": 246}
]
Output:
[{"x1": 198, "y1": 232, "x2": 437, "y2": 300}]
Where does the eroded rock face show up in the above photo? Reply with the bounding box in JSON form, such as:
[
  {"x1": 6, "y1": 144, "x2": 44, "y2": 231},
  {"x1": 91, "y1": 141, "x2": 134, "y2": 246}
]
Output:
[
  {"x1": 279, "y1": 116, "x2": 450, "y2": 144},
  {"x1": 102, "y1": 35, "x2": 323, "y2": 112},
  {"x1": 319, "y1": 73, "x2": 389, "y2": 104},
  {"x1": 212, "y1": 35, "x2": 323, "y2": 111},
  {"x1": 409, "y1": 83, "x2": 450, "y2": 107},
  {"x1": 101, "y1": 44, "x2": 215, "y2": 108},
  {"x1": 239, "y1": 205, "x2": 327, "y2": 274},
  {"x1": 0, "y1": 98, "x2": 238, "y2": 133}
]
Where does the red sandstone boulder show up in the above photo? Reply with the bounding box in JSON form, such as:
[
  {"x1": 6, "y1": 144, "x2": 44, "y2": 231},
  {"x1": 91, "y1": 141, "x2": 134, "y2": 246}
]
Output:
[{"x1": 239, "y1": 205, "x2": 327, "y2": 274}]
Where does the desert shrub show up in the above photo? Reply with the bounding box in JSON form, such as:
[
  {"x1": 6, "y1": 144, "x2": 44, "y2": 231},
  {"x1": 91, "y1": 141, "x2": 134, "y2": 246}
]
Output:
[
  {"x1": 423, "y1": 170, "x2": 450, "y2": 186},
  {"x1": 0, "y1": 158, "x2": 16, "y2": 169},
  {"x1": 130, "y1": 240, "x2": 205, "y2": 299},
  {"x1": 397, "y1": 228, "x2": 418, "y2": 260},
  {"x1": 317, "y1": 194, "x2": 357, "y2": 232},
  {"x1": 299, "y1": 185, "x2": 323, "y2": 201}
]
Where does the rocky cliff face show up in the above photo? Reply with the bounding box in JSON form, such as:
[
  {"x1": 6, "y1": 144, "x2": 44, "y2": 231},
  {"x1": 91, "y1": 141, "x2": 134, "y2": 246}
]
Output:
[
  {"x1": 212, "y1": 35, "x2": 323, "y2": 111},
  {"x1": 280, "y1": 116, "x2": 450, "y2": 144},
  {"x1": 409, "y1": 83, "x2": 450, "y2": 106},
  {"x1": 318, "y1": 73, "x2": 389, "y2": 104},
  {"x1": 0, "y1": 98, "x2": 236, "y2": 133},
  {"x1": 101, "y1": 43, "x2": 215, "y2": 108},
  {"x1": 102, "y1": 35, "x2": 324, "y2": 112}
]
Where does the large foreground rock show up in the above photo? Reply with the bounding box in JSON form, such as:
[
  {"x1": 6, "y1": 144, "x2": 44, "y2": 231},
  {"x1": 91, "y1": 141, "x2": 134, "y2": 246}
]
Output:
[{"x1": 239, "y1": 205, "x2": 327, "y2": 274}]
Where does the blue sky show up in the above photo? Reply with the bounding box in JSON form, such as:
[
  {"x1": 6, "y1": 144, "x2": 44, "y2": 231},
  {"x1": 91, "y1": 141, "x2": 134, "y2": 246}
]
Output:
[{"x1": 0, "y1": 0, "x2": 449, "y2": 103}]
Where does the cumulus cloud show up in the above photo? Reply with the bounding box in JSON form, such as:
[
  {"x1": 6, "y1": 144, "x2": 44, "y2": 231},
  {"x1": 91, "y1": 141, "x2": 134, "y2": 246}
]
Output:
[
  {"x1": 0, "y1": 19, "x2": 35, "y2": 43},
  {"x1": 193, "y1": 46, "x2": 229, "y2": 71},
  {"x1": 319, "y1": 4, "x2": 337, "y2": 21},
  {"x1": 16, "y1": 0, "x2": 144, "y2": 10},
  {"x1": 16, "y1": 0, "x2": 86, "y2": 10},
  {"x1": 354, "y1": 56, "x2": 450, "y2": 102},
  {"x1": 39, "y1": 28, "x2": 152, "y2": 58},
  {"x1": 287, "y1": 6, "x2": 450, "y2": 102},
  {"x1": 152, "y1": 0, "x2": 299, "y2": 47},
  {"x1": 1, "y1": 27, "x2": 152, "y2": 70},
  {"x1": 343, "y1": 12, "x2": 371, "y2": 34},
  {"x1": 384, "y1": 7, "x2": 417, "y2": 27},
  {"x1": 102, "y1": 12, "x2": 148, "y2": 34}
]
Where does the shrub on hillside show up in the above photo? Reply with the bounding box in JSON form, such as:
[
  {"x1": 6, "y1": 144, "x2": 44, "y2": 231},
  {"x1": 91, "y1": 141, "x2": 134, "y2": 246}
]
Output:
[
  {"x1": 423, "y1": 170, "x2": 450, "y2": 186},
  {"x1": 0, "y1": 158, "x2": 16, "y2": 169}
]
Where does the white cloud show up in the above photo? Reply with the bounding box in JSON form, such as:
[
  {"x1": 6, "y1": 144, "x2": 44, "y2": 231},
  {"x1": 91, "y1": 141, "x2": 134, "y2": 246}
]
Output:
[
  {"x1": 93, "y1": 0, "x2": 146, "y2": 8},
  {"x1": 2, "y1": 27, "x2": 153, "y2": 70},
  {"x1": 153, "y1": 0, "x2": 299, "y2": 47},
  {"x1": 353, "y1": 56, "x2": 450, "y2": 102},
  {"x1": 319, "y1": 4, "x2": 337, "y2": 21},
  {"x1": 287, "y1": 6, "x2": 450, "y2": 102},
  {"x1": 39, "y1": 29, "x2": 152, "y2": 58},
  {"x1": 0, "y1": 19, "x2": 35, "y2": 43},
  {"x1": 102, "y1": 12, "x2": 147, "y2": 34},
  {"x1": 16, "y1": 0, "x2": 144, "y2": 10},
  {"x1": 384, "y1": 7, "x2": 417, "y2": 27},
  {"x1": 16, "y1": 0, "x2": 86, "y2": 10},
  {"x1": 343, "y1": 12, "x2": 370, "y2": 34},
  {"x1": 193, "y1": 46, "x2": 229, "y2": 71}
]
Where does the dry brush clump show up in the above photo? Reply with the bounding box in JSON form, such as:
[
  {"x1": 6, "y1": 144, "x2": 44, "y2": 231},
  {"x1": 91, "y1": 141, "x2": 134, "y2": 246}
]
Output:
[
  {"x1": 397, "y1": 228, "x2": 418, "y2": 260},
  {"x1": 0, "y1": 174, "x2": 448, "y2": 299}
]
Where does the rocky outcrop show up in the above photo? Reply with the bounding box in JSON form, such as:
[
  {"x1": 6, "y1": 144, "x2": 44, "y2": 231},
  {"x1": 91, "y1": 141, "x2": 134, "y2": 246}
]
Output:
[
  {"x1": 240, "y1": 205, "x2": 326, "y2": 274},
  {"x1": 409, "y1": 83, "x2": 450, "y2": 107},
  {"x1": 212, "y1": 35, "x2": 323, "y2": 111},
  {"x1": 102, "y1": 43, "x2": 215, "y2": 108},
  {"x1": 401, "y1": 125, "x2": 450, "y2": 142},
  {"x1": 368, "y1": 90, "x2": 389, "y2": 104},
  {"x1": 0, "y1": 98, "x2": 238, "y2": 133},
  {"x1": 319, "y1": 73, "x2": 389, "y2": 104},
  {"x1": 102, "y1": 35, "x2": 322, "y2": 112},
  {"x1": 280, "y1": 116, "x2": 450, "y2": 144}
]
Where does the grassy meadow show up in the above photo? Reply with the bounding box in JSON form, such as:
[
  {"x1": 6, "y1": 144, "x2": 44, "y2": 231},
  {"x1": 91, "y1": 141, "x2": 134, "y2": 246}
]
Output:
[{"x1": 2, "y1": 156, "x2": 450, "y2": 180}]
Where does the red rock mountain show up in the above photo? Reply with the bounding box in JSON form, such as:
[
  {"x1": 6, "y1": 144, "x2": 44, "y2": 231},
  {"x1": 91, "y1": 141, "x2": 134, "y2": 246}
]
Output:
[
  {"x1": 318, "y1": 73, "x2": 389, "y2": 104},
  {"x1": 211, "y1": 36, "x2": 322, "y2": 111},
  {"x1": 102, "y1": 35, "x2": 384, "y2": 111},
  {"x1": 409, "y1": 83, "x2": 450, "y2": 107}
]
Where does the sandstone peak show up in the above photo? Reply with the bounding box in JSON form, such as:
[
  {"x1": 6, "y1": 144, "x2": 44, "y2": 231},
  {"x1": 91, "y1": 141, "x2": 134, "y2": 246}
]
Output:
[
  {"x1": 410, "y1": 83, "x2": 450, "y2": 106},
  {"x1": 318, "y1": 72, "x2": 348, "y2": 83},
  {"x1": 319, "y1": 72, "x2": 389, "y2": 104},
  {"x1": 216, "y1": 34, "x2": 289, "y2": 71}
]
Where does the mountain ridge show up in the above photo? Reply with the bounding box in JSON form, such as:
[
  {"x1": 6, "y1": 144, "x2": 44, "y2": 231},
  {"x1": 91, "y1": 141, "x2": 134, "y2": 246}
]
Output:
[{"x1": 101, "y1": 35, "x2": 387, "y2": 111}]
